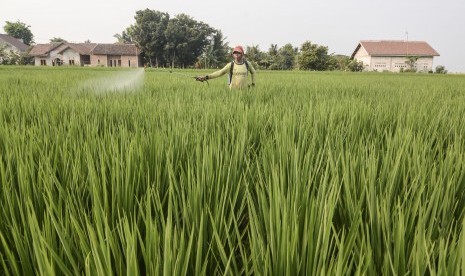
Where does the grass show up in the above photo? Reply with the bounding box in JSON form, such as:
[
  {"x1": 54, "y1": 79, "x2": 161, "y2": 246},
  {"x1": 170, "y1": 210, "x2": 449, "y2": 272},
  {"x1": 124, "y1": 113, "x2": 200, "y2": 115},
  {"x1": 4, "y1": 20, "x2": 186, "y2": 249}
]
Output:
[{"x1": 1, "y1": 66, "x2": 465, "y2": 275}]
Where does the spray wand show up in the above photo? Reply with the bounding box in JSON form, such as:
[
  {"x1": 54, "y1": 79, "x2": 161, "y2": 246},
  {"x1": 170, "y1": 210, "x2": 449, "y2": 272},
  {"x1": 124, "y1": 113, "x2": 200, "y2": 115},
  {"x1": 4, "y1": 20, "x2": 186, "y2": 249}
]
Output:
[{"x1": 152, "y1": 68, "x2": 209, "y2": 85}]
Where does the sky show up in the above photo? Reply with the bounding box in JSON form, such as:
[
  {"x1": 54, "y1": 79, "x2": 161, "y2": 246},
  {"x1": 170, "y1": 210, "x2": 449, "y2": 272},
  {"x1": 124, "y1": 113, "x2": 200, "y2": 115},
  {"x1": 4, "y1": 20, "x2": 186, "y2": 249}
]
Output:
[{"x1": 2, "y1": 0, "x2": 464, "y2": 72}]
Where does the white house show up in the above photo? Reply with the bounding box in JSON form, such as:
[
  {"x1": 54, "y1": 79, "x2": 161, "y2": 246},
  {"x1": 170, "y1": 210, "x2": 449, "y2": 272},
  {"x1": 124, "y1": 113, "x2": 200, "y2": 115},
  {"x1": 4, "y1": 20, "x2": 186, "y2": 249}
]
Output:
[
  {"x1": 0, "y1": 34, "x2": 28, "y2": 53},
  {"x1": 29, "y1": 42, "x2": 141, "y2": 67},
  {"x1": 351, "y1": 40, "x2": 440, "y2": 72}
]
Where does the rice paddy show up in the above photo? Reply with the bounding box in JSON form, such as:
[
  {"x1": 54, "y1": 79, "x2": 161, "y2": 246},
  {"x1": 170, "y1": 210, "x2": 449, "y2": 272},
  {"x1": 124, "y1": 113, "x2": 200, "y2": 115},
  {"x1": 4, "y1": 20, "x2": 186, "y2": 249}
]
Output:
[{"x1": 1, "y1": 66, "x2": 465, "y2": 275}]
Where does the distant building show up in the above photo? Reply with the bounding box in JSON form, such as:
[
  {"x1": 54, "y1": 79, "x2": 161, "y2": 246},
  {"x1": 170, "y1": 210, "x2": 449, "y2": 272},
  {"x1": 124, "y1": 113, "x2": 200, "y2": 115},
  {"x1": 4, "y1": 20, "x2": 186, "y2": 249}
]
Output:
[
  {"x1": 29, "y1": 42, "x2": 141, "y2": 67},
  {"x1": 0, "y1": 34, "x2": 29, "y2": 53},
  {"x1": 351, "y1": 40, "x2": 439, "y2": 72}
]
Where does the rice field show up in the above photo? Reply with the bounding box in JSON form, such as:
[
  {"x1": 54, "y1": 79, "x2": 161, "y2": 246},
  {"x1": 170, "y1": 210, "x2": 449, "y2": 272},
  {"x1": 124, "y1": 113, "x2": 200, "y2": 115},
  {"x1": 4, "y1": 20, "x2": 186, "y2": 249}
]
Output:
[{"x1": 1, "y1": 66, "x2": 465, "y2": 275}]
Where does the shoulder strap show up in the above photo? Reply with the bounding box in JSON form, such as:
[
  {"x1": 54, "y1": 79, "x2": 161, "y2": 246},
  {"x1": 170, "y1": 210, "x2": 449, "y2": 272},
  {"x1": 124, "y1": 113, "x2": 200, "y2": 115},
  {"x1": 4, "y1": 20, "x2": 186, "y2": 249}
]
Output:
[{"x1": 229, "y1": 61, "x2": 234, "y2": 85}]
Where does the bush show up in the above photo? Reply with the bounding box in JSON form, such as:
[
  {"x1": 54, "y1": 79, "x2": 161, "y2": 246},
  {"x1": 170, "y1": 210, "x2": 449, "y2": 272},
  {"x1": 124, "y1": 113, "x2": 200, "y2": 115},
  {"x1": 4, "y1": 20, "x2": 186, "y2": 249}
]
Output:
[
  {"x1": 435, "y1": 65, "x2": 447, "y2": 74},
  {"x1": 347, "y1": 60, "x2": 364, "y2": 72},
  {"x1": 0, "y1": 44, "x2": 33, "y2": 65}
]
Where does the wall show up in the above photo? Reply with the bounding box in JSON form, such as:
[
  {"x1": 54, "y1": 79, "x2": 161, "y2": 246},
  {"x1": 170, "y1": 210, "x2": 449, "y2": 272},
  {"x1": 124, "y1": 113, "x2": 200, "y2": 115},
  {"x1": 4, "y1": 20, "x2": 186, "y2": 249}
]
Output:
[
  {"x1": 61, "y1": 48, "x2": 81, "y2": 65},
  {"x1": 89, "y1": 54, "x2": 140, "y2": 67},
  {"x1": 353, "y1": 46, "x2": 371, "y2": 70},
  {"x1": 367, "y1": 56, "x2": 435, "y2": 72},
  {"x1": 90, "y1": 55, "x2": 108, "y2": 66},
  {"x1": 122, "y1": 55, "x2": 140, "y2": 67},
  {"x1": 34, "y1": 56, "x2": 54, "y2": 66},
  {"x1": 414, "y1": 57, "x2": 435, "y2": 72}
]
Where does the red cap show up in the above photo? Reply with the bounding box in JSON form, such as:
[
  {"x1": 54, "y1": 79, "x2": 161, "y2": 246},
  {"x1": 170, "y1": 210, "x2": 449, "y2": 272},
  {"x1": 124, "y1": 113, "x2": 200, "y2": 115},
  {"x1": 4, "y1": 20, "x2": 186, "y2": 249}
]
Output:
[{"x1": 233, "y1": 45, "x2": 244, "y2": 54}]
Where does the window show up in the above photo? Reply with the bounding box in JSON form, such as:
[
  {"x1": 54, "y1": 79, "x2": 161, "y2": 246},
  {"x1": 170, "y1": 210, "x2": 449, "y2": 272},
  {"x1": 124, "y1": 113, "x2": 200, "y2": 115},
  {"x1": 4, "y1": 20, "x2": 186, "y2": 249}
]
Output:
[
  {"x1": 98, "y1": 59, "x2": 100, "y2": 65},
  {"x1": 69, "y1": 59, "x2": 75, "y2": 65},
  {"x1": 128, "y1": 60, "x2": 131, "y2": 67},
  {"x1": 40, "y1": 60, "x2": 46, "y2": 65}
]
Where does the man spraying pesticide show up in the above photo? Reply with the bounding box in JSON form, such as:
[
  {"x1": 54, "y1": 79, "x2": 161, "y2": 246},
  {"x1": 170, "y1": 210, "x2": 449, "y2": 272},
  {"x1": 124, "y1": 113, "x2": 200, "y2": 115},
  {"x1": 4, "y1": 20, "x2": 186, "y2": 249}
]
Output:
[{"x1": 195, "y1": 45, "x2": 256, "y2": 89}]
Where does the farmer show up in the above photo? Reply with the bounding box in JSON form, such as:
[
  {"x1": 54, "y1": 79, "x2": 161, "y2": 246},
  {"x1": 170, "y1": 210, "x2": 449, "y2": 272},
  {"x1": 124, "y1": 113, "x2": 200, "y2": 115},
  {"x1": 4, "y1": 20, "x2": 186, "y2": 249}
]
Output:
[{"x1": 195, "y1": 45, "x2": 256, "y2": 89}]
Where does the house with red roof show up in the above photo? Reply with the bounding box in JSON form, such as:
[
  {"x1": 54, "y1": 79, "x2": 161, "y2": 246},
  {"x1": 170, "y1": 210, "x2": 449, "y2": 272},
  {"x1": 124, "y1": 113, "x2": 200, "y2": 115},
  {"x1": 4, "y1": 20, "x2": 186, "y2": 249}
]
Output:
[
  {"x1": 29, "y1": 42, "x2": 141, "y2": 67},
  {"x1": 351, "y1": 40, "x2": 439, "y2": 72}
]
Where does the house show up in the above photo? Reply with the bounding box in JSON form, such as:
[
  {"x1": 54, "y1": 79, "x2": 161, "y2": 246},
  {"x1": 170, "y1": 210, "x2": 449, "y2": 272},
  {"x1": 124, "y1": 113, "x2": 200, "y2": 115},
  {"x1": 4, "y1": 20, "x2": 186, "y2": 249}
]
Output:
[
  {"x1": 0, "y1": 34, "x2": 29, "y2": 53},
  {"x1": 351, "y1": 40, "x2": 439, "y2": 72},
  {"x1": 29, "y1": 42, "x2": 141, "y2": 67}
]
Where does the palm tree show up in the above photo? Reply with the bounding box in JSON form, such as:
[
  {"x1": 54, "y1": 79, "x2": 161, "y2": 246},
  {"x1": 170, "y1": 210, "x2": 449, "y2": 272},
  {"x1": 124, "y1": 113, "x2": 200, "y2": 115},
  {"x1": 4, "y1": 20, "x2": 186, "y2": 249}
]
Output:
[{"x1": 405, "y1": 55, "x2": 419, "y2": 71}]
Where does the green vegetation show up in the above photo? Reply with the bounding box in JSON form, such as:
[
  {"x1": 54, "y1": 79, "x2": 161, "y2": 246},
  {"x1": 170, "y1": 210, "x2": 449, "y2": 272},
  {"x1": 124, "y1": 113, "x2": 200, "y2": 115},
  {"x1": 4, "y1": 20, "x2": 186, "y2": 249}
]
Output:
[
  {"x1": 436, "y1": 65, "x2": 448, "y2": 74},
  {"x1": 0, "y1": 44, "x2": 33, "y2": 66},
  {"x1": 1, "y1": 67, "x2": 465, "y2": 275},
  {"x1": 116, "y1": 9, "x2": 357, "y2": 71},
  {"x1": 3, "y1": 20, "x2": 34, "y2": 46},
  {"x1": 117, "y1": 9, "x2": 228, "y2": 69}
]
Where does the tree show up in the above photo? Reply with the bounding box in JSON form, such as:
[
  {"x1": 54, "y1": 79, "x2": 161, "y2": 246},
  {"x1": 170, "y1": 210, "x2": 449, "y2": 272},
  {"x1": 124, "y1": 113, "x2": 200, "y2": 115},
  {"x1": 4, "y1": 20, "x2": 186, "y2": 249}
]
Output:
[
  {"x1": 211, "y1": 30, "x2": 230, "y2": 66},
  {"x1": 325, "y1": 55, "x2": 360, "y2": 72},
  {"x1": 0, "y1": 43, "x2": 32, "y2": 65},
  {"x1": 164, "y1": 14, "x2": 213, "y2": 67},
  {"x1": 0, "y1": 43, "x2": 12, "y2": 64},
  {"x1": 119, "y1": 9, "x2": 218, "y2": 67},
  {"x1": 262, "y1": 44, "x2": 278, "y2": 69},
  {"x1": 328, "y1": 55, "x2": 348, "y2": 71},
  {"x1": 127, "y1": 9, "x2": 170, "y2": 67},
  {"x1": 435, "y1": 65, "x2": 447, "y2": 74},
  {"x1": 268, "y1": 44, "x2": 278, "y2": 57},
  {"x1": 3, "y1": 21, "x2": 34, "y2": 45},
  {"x1": 245, "y1": 45, "x2": 264, "y2": 69},
  {"x1": 50, "y1": 37, "x2": 67, "y2": 43},
  {"x1": 114, "y1": 30, "x2": 132, "y2": 44},
  {"x1": 200, "y1": 30, "x2": 229, "y2": 68},
  {"x1": 297, "y1": 41, "x2": 330, "y2": 71},
  {"x1": 276, "y1": 43, "x2": 297, "y2": 70},
  {"x1": 405, "y1": 55, "x2": 419, "y2": 72},
  {"x1": 347, "y1": 59, "x2": 364, "y2": 72}
]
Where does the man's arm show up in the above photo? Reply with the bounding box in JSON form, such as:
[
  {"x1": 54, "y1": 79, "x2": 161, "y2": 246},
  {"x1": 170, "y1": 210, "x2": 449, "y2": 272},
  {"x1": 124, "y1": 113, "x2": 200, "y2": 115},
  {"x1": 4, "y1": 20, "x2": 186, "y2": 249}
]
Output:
[
  {"x1": 206, "y1": 63, "x2": 231, "y2": 79},
  {"x1": 195, "y1": 63, "x2": 230, "y2": 82},
  {"x1": 248, "y1": 63, "x2": 256, "y2": 85}
]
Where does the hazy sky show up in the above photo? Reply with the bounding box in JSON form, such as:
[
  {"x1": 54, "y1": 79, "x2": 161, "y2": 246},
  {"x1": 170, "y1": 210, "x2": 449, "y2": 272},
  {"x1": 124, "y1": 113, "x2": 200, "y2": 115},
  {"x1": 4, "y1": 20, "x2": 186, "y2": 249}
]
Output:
[{"x1": 2, "y1": 0, "x2": 464, "y2": 72}]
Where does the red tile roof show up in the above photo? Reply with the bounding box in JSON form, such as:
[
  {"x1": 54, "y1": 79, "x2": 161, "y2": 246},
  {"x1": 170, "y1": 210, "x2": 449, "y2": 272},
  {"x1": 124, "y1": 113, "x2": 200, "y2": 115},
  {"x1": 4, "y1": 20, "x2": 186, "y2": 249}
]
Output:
[
  {"x1": 91, "y1": 44, "x2": 138, "y2": 55},
  {"x1": 56, "y1": 43, "x2": 97, "y2": 55},
  {"x1": 351, "y1": 40, "x2": 439, "y2": 58},
  {"x1": 0, "y1": 33, "x2": 29, "y2": 52},
  {"x1": 28, "y1": 42, "x2": 64, "y2": 56}
]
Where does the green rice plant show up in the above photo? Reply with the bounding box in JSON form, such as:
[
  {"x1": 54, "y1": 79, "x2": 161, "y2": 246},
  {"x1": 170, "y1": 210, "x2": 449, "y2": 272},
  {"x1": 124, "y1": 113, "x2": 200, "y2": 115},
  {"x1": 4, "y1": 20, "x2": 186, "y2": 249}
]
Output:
[{"x1": 1, "y1": 66, "x2": 465, "y2": 275}]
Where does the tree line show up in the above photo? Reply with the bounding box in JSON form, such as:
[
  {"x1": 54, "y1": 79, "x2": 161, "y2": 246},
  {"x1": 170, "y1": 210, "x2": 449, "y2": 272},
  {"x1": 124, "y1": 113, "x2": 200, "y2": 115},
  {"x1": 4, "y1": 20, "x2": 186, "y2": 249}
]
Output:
[
  {"x1": 114, "y1": 9, "x2": 364, "y2": 71},
  {"x1": 1, "y1": 13, "x2": 448, "y2": 73},
  {"x1": 1, "y1": 13, "x2": 364, "y2": 71}
]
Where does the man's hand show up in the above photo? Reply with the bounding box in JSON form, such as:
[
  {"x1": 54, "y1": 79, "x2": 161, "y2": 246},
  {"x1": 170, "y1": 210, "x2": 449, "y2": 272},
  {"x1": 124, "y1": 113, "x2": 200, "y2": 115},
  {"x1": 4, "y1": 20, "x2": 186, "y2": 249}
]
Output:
[{"x1": 195, "y1": 76, "x2": 208, "y2": 82}]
